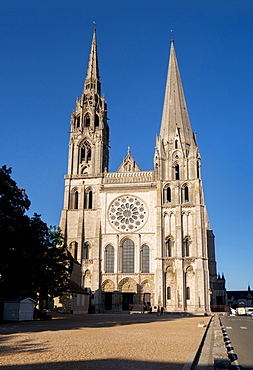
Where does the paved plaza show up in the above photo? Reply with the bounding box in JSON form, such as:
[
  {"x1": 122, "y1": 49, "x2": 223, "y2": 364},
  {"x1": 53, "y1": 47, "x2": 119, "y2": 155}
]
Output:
[{"x1": 0, "y1": 313, "x2": 210, "y2": 369}]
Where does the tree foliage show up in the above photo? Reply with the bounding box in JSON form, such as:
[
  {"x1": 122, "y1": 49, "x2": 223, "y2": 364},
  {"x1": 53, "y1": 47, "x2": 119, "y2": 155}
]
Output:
[{"x1": 0, "y1": 166, "x2": 73, "y2": 301}]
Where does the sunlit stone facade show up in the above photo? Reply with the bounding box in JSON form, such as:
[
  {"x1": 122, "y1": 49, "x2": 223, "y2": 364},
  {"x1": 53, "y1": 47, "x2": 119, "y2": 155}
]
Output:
[{"x1": 60, "y1": 29, "x2": 226, "y2": 313}]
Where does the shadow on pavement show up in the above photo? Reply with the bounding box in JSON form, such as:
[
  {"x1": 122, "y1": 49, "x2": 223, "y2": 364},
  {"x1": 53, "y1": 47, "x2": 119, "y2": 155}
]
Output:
[
  {"x1": 0, "y1": 358, "x2": 185, "y2": 369},
  {"x1": 0, "y1": 312, "x2": 205, "y2": 334}
]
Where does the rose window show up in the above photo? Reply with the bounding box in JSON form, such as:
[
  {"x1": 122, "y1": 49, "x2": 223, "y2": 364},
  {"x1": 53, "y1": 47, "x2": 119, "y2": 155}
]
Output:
[{"x1": 108, "y1": 196, "x2": 148, "y2": 232}]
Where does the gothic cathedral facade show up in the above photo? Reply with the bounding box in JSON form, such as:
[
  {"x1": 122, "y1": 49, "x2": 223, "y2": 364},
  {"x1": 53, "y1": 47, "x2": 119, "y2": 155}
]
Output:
[{"x1": 60, "y1": 29, "x2": 226, "y2": 313}]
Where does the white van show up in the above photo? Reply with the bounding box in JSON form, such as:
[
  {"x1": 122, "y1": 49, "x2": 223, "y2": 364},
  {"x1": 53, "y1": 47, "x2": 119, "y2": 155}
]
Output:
[{"x1": 236, "y1": 307, "x2": 246, "y2": 315}]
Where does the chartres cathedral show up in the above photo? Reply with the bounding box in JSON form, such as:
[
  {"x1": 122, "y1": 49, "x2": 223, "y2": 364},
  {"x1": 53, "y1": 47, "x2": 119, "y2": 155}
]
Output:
[{"x1": 60, "y1": 29, "x2": 226, "y2": 313}]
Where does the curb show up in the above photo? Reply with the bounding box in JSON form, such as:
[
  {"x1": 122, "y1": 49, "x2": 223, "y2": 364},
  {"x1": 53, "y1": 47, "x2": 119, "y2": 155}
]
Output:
[
  {"x1": 182, "y1": 316, "x2": 213, "y2": 370},
  {"x1": 183, "y1": 313, "x2": 238, "y2": 369}
]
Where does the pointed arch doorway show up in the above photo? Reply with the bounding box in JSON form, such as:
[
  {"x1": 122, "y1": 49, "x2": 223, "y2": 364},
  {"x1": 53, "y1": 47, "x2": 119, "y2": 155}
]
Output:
[
  {"x1": 118, "y1": 277, "x2": 137, "y2": 311},
  {"x1": 122, "y1": 293, "x2": 134, "y2": 311}
]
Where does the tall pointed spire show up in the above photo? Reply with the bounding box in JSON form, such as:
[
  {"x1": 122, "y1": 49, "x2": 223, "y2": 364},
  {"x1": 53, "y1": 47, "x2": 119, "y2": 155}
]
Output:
[
  {"x1": 84, "y1": 27, "x2": 101, "y2": 94},
  {"x1": 159, "y1": 40, "x2": 194, "y2": 152}
]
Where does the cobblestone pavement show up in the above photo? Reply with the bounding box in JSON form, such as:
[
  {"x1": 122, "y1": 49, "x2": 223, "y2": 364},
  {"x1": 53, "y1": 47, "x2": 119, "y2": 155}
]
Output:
[{"x1": 0, "y1": 313, "x2": 210, "y2": 370}]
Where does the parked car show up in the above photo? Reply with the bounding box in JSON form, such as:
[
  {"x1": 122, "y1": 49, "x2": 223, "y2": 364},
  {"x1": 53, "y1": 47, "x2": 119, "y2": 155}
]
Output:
[{"x1": 245, "y1": 307, "x2": 253, "y2": 316}]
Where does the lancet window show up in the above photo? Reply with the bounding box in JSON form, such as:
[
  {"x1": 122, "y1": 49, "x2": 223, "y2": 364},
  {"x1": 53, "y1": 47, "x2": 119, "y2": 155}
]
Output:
[
  {"x1": 141, "y1": 245, "x2": 150, "y2": 273},
  {"x1": 105, "y1": 245, "x2": 114, "y2": 273},
  {"x1": 164, "y1": 185, "x2": 171, "y2": 203},
  {"x1": 70, "y1": 188, "x2": 79, "y2": 209},
  {"x1": 83, "y1": 242, "x2": 90, "y2": 260},
  {"x1": 70, "y1": 241, "x2": 78, "y2": 260},
  {"x1": 175, "y1": 164, "x2": 180, "y2": 180},
  {"x1": 95, "y1": 114, "x2": 99, "y2": 127},
  {"x1": 166, "y1": 238, "x2": 173, "y2": 257},
  {"x1": 76, "y1": 115, "x2": 81, "y2": 128},
  {"x1": 80, "y1": 141, "x2": 91, "y2": 164},
  {"x1": 122, "y1": 239, "x2": 134, "y2": 273},
  {"x1": 85, "y1": 114, "x2": 90, "y2": 127},
  {"x1": 186, "y1": 287, "x2": 190, "y2": 300},
  {"x1": 182, "y1": 185, "x2": 189, "y2": 202},
  {"x1": 183, "y1": 237, "x2": 190, "y2": 257},
  {"x1": 84, "y1": 188, "x2": 93, "y2": 209},
  {"x1": 167, "y1": 286, "x2": 171, "y2": 300}
]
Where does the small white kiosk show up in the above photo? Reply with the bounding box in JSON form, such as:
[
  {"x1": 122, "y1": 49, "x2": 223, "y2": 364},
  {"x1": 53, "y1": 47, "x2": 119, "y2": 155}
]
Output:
[{"x1": 3, "y1": 298, "x2": 36, "y2": 321}]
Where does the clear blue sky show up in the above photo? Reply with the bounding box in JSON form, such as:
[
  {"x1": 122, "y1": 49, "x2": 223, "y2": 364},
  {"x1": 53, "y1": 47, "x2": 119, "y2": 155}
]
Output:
[{"x1": 1, "y1": 0, "x2": 253, "y2": 290}]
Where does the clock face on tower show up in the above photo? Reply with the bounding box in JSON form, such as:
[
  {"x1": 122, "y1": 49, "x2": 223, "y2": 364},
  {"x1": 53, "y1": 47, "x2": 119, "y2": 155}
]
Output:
[{"x1": 108, "y1": 195, "x2": 148, "y2": 232}]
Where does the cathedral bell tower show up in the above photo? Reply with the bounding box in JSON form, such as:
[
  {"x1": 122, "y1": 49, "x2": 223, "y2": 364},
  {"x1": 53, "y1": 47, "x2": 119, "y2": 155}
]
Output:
[
  {"x1": 68, "y1": 28, "x2": 109, "y2": 176},
  {"x1": 154, "y1": 39, "x2": 215, "y2": 312},
  {"x1": 154, "y1": 40, "x2": 201, "y2": 182}
]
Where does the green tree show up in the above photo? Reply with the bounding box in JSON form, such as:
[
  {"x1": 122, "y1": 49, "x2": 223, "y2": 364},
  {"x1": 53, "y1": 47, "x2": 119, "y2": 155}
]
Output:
[{"x1": 0, "y1": 166, "x2": 73, "y2": 302}]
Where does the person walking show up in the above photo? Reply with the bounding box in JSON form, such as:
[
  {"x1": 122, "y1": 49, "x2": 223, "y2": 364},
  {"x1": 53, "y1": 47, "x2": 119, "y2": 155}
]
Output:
[{"x1": 157, "y1": 306, "x2": 160, "y2": 316}]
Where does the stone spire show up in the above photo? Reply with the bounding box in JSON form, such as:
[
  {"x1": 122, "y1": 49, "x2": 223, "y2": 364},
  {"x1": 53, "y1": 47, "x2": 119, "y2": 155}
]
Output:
[
  {"x1": 159, "y1": 40, "x2": 195, "y2": 156},
  {"x1": 67, "y1": 27, "x2": 109, "y2": 176},
  {"x1": 84, "y1": 27, "x2": 101, "y2": 94}
]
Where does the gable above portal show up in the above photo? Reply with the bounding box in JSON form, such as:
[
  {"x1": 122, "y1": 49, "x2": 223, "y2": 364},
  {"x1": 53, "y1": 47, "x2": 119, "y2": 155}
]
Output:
[{"x1": 117, "y1": 147, "x2": 141, "y2": 173}]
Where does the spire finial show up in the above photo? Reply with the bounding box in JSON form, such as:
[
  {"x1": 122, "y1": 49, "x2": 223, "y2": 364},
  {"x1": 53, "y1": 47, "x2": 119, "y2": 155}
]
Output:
[
  {"x1": 170, "y1": 29, "x2": 174, "y2": 43},
  {"x1": 93, "y1": 21, "x2": 96, "y2": 30},
  {"x1": 127, "y1": 146, "x2": 131, "y2": 155}
]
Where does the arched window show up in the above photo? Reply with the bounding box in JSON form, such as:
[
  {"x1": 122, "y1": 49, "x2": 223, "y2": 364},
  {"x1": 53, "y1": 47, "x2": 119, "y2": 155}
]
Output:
[
  {"x1": 87, "y1": 148, "x2": 91, "y2": 162},
  {"x1": 175, "y1": 140, "x2": 178, "y2": 149},
  {"x1": 95, "y1": 114, "x2": 99, "y2": 127},
  {"x1": 88, "y1": 190, "x2": 92, "y2": 209},
  {"x1": 84, "y1": 188, "x2": 93, "y2": 209},
  {"x1": 166, "y1": 238, "x2": 172, "y2": 257},
  {"x1": 80, "y1": 147, "x2": 85, "y2": 162},
  {"x1": 183, "y1": 237, "x2": 190, "y2": 257},
  {"x1": 163, "y1": 186, "x2": 171, "y2": 203},
  {"x1": 167, "y1": 286, "x2": 171, "y2": 300},
  {"x1": 85, "y1": 114, "x2": 90, "y2": 127},
  {"x1": 122, "y1": 239, "x2": 134, "y2": 273},
  {"x1": 183, "y1": 186, "x2": 189, "y2": 202},
  {"x1": 83, "y1": 243, "x2": 89, "y2": 260},
  {"x1": 74, "y1": 191, "x2": 78, "y2": 209},
  {"x1": 83, "y1": 270, "x2": 91, "y2": 288},
  {"x1": 105, "y1": 245, "x2": 114, "y2": 273},
  {"x1": 80, "y1": 141, "x2": 91, "y2": 164},
  {"x1": 76, "y1": 116, "x2": 81, "y2": 128},
  {"x1": 70, "y1": 188, "x2": 78, "y2": 209},
  {"x1": 186, "y1": 286, "x2": 190, "y2": 300},
  {"x1": 70, "y1": 241, "x2": 78, "y2": 260},
  {"x1": 185, "y1": 186, "x2": 189, "y2": 202},
  {"x1": 175, "y1": 164, "x2": 180, "y2": 180},
  {"x1": 141, "y1": 245, "x2": 150, "y2": 273}
]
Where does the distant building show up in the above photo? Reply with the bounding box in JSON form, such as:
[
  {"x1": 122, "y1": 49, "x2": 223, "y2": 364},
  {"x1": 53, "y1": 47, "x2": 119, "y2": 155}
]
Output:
[
  {"x1": 227, "y1": 286, "x2": 253, "y2": 308},
  {"x1": 59, "y1": 29, "x2": 226, "y2": 313}
]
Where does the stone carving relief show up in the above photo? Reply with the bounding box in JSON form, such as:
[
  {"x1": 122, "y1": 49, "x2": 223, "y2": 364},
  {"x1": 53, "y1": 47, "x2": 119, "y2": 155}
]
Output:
[
  {"x1": 141, "y1": 279, "x2": 154, "y2": 293},
  {"x1": 102, "y1": 279, "x2": 115, "y2": 292},
  {"x1": 118, "y1": 277, "x2": 137, "y2": 293}
]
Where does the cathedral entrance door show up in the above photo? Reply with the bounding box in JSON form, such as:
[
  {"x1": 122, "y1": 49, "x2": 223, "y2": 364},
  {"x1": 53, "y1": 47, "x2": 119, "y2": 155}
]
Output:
[
  {"x1": 143, "y1": 293, "x2": 151, "y2": 305},
  {"x1": 122, "y1": 293, "x2": 133, "y2": 311},
  {"x1": 104, "y1": 292, "x2": 112, "y2": 310}
]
